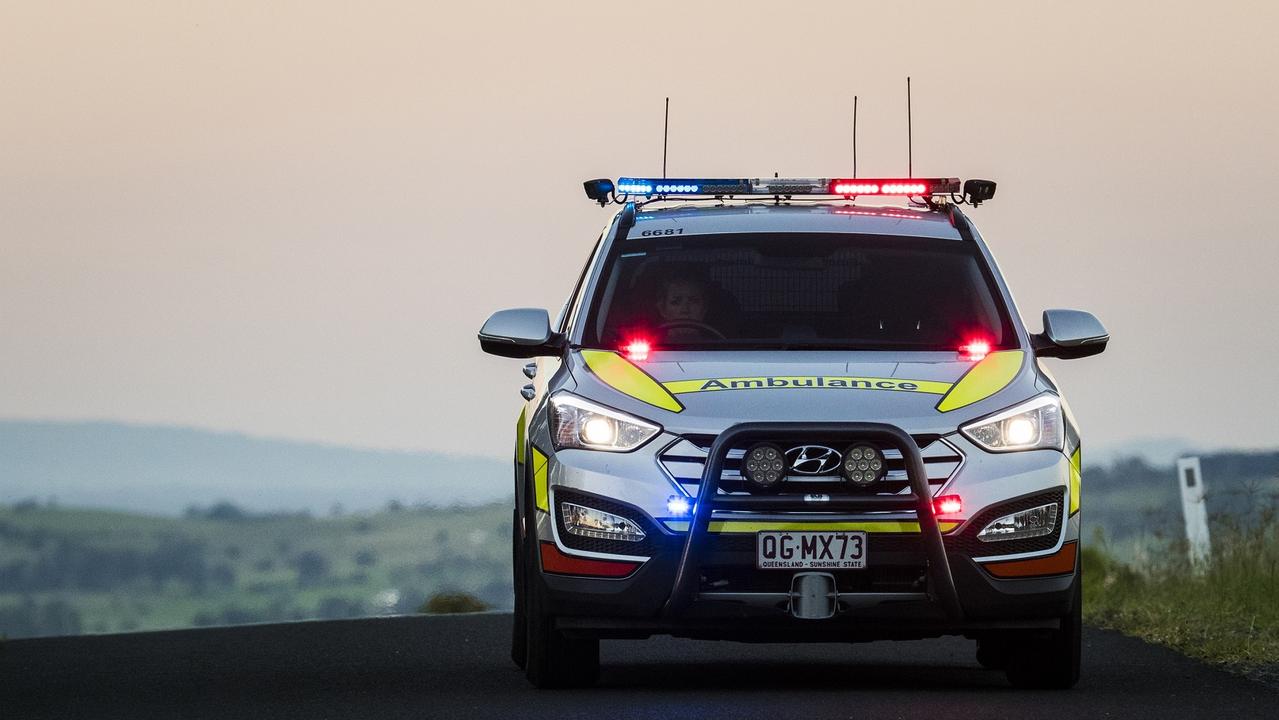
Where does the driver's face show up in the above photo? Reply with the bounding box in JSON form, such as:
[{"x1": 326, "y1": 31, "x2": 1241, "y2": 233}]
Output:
[{"x1": 657, "y1": 281, "x2": 707, "y2": 322}]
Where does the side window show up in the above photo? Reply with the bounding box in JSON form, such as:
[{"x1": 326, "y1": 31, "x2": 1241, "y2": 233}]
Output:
[{"x1": 556, "y1": 235, "x2": 602, "y2": 333}]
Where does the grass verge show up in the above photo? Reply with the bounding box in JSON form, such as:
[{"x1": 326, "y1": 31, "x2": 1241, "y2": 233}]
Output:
[{"x1": 1082, "y1": 519, "x2": 1279, "y2": 675}]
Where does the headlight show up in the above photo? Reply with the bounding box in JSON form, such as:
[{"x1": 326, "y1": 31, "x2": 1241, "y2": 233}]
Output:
[
  {"x1": 978, "y1": 502, "x2": 1059, "y2": 542},
  {"x1": 561, "y1": 502, "x2": 646, "y2": 542},
  {"x1": 960, "y1": 394, "x2": 1062, "y2": 453},
  {"x1": 549, "y1": 393, "x2": 660, "y2": 452}
]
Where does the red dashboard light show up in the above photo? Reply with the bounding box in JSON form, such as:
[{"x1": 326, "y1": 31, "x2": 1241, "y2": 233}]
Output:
[
  {"x1": 960, "y1": 339, "x2": 991, "y2": 361},
  {"x1": 622, "y1": 339, "x2": 651, "y2": 362}
]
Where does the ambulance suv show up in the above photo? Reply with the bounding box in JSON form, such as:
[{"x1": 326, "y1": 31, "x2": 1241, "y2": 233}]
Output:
[{"x1": 479, "y1": 176, "x2": 1108, "y2": 689}]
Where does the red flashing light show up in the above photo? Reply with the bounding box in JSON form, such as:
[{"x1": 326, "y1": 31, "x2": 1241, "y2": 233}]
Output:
[
  {"x1": 832, "y1": 182, "x2": 881, "y2": 195},
  {"x1": 882, "y1": 182, "x2": 928, "y2": 195},
  {"x1": 829, "y1": 179, "x2": 930, "y2": 196},
  {"x1": 934, "y1": 495, "x2": 963, "y2": 516},
  {"x1": 623, "y1": 338, "x2": 651, "y2": 362},
  {"x1": 540, "y1": 542, "x2": 640, "y2": 578},
  {"x1": 960, "y1": 339, "x2": 991, "y2": 361}
]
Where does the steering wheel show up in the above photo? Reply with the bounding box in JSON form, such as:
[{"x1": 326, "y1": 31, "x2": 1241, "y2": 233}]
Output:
[{"x1": 658, "y1": 319, "x2": 726, "y2": 340}]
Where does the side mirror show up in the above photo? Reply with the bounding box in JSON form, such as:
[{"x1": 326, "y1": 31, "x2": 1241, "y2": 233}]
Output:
[
  {"x1": 478, "y1": 308, "x2": 564, "y2": 358},
  {"x1": 1032, "y1": 309, "x2": 1109, "y2": 359}
]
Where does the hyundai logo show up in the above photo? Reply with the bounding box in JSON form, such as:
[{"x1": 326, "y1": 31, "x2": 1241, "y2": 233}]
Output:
[{"x1": 785, "y1": 445, "x2": 842, "y2": 475}]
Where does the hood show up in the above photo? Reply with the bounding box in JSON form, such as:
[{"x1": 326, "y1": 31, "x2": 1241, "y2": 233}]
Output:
[{"x1": 565, "y1": 349, "x2": 1037, "y2": 436}]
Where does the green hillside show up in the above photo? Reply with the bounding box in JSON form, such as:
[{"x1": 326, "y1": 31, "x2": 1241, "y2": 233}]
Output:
[{"x1": 0, "y1": 501, "x2": 509, "y2": 638}]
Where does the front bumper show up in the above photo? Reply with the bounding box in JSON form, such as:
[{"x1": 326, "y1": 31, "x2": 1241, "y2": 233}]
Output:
[{"x1": 535, "y1": 421, "x2": 1076, "y2": 640}]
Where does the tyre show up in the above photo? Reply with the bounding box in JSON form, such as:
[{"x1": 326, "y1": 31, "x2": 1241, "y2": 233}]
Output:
[
  {"x1": 975, "y1": 637, "x2": 1010, "y2": 670},
  {"x1": 510, "y1": 508, "x2": 527, "y2": 669},
  {"x1": 523, "y1": 531, "x2": 600, "y2": 688},
  {"x1": 1005, "y1": 567, "x2": 1082, "y2": 689}
]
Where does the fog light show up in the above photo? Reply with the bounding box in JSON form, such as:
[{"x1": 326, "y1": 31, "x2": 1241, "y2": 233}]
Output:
[
  {"x1": 561, "y1": 502, "x2": 646, "y2": 542},
  {"x1": 742, "y1": 443, "x2": 786, "y2": 491},
  {"x1": 978, "y1": 502, "x2": 1058, "y2": 542},
  {"x1": 841, "y1": 443, "x2": 886, "y2": 488},
  {"x1": 666, "y1": 495, "x2": 691, "y2": 516}
]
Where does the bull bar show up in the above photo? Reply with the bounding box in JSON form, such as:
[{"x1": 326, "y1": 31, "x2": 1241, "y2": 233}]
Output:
[{"x1": 660, "y1": 422, "x2": 965, "y2": 621}]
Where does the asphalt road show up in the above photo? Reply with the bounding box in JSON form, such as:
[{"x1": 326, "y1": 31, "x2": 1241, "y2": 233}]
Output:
[{"x1": 3, "y1": 613, "x2": 1275, "y2": 720}]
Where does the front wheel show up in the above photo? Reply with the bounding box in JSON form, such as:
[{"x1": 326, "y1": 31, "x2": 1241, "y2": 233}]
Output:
[
  {"x1": 975, "y1": 637, "x2": 1010, "y2": 670},
  {"x1": 1005, "y1": 567, "x2": 1082, "y2": 689},
  {"x1": 524, "y1": 542, "x2": 599, "y2": 688},
  {"x1": 510, "y1": 508, "x2": 527, "y2": 669}
]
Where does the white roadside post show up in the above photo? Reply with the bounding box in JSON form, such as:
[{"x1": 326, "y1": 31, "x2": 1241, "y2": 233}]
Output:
[{"x1": 1175, "y1": 457, "x2": 1212, "y2": 571}]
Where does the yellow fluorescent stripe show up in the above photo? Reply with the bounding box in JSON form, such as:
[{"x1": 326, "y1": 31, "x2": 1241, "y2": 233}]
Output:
[
  {"x1": 580, "y1": 350, "x2": 683, "y2": 413},
  {"x1": 664, "y1": 376, "x2": 952, "y2": 396},
  {"x1": 662, "y1": 520, "x2": 960, "y2": 534},
  {"x1": 514, "y1": 407, "x2": 526, "y2": 465},
  {"x1": 1070, "y1": 447, "x2": 1082, "y2": 516},
  {"x1": 532, "y1": 447, "x2": 549, "y2": 512},
  {"x1": 935, "y1": 350, "x2": 1025, "y2": 412}
]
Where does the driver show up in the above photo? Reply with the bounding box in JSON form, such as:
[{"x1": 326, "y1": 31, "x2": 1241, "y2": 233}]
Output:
[
  {"x1": 656, "y1": 275, "x2": 708, "y2": 324},
  {"x1": 654, "y1": 271, "x2": 721, "y2": 341}
]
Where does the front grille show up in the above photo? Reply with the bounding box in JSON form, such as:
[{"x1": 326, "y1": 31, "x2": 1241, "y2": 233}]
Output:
[
  {"x1": 659, "y1": 434, "x2": 963, "y2": 498},
  {"x1": 945, "y1": 488, "x2": 1067, "y2": 557},
  {"x1": 552, "y1": 488, "x2": 669, "y2": 558}
]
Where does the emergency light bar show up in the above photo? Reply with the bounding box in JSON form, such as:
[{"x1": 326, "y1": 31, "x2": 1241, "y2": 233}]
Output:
[
  {"x1": 612, "y1": 176, "x2": 961, "y2": 198},
  {"x1": 584, "y1": 176, "x2": 994, "y2": 206}
]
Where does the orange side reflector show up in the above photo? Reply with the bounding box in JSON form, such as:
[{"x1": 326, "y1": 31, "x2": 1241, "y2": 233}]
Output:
[
  {"x1": 983, "y1": 541, "x2": 1078, "y2": 578},
  {"x1": 540, "y1": 542, "x2": 640, "y2": 578}
]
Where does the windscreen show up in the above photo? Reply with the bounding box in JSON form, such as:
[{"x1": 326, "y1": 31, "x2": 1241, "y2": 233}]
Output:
[{"x1": 582, "y1": 233, "x2": 1014, "y2": 351}]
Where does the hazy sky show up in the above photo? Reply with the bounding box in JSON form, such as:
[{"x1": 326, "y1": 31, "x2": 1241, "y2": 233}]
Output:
[{"x1": 2, "y1": 1, "x2": 1277, "y2": 459}]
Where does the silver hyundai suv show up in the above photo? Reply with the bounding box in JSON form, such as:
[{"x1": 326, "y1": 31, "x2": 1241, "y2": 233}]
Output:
[{"x1": 479, "y1": 176, "x2": 1108, "y2": 689}]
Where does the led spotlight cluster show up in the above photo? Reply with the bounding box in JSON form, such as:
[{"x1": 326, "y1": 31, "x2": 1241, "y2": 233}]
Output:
[
  {"x1": 742, "y1": 443, "x2": 786, "y2": 491},
  {"x1": 841, "y1": 443, "x2": 886, "y2": 488}
]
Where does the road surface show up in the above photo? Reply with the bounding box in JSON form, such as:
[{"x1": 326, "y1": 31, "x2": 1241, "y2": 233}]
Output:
[{"x1": 3, "y1": 613, "x2": 1274, "y2": 719}]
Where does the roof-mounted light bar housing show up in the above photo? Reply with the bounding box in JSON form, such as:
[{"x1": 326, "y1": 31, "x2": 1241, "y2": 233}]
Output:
[
  {"x1": 583, "y1": 176, "x2": 995, "y2": 206},
  {"x1": 625, "y1": 176, "x2": 961, "y2": 197}
]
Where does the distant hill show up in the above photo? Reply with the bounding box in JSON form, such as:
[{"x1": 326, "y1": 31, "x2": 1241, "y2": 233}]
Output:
[
  {"x1": 0, "y1": 421, "x2": 508, "y2": 516},
  {"x1": 1087, "y1": 436, "x2": 1202, "y2": 467}
]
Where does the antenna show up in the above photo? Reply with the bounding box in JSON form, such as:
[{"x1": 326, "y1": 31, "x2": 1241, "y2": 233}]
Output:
[
  {"x1": 906, "y1": 77, "x2": 913, "y2": 177},
  {"x1": 852, "y1": 95, "x2": 859, "y2": 178},
  {"x1": 662, "y1": 97, "x2": 670, "y2": 179}
]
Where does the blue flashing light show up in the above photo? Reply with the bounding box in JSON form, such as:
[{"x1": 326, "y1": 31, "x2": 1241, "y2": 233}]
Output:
[
  {"x1": 617, "y1": 177, "x2": 749, "y2": 196},
  {"x1": 617, "y1": 178, "x2": 654, "y2": 195},
  {"x1": 666, "y1": 495, "x2": 692, "y2": 517}
]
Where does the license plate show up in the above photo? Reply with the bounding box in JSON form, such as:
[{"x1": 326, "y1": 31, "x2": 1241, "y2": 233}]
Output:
[{"x1": 756, "y1": 531, "x2": 867, "y2": 570}]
